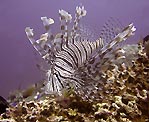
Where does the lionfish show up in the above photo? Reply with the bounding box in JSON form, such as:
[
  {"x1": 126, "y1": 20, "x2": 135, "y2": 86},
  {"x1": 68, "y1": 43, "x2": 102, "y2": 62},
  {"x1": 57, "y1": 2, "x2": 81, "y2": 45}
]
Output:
[{"x1": 25, "y1": 6, "x2": 136, "y2": 97}]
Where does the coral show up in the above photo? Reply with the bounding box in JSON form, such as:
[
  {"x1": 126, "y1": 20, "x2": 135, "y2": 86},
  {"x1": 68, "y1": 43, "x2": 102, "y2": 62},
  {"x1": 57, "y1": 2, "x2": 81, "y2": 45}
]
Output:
[
  {"x1": 0, "y1": 44, "x2": 149, "y2": 122},
  {"x1": 143, "y1": 35, "x2": 149, "y2": 57}
]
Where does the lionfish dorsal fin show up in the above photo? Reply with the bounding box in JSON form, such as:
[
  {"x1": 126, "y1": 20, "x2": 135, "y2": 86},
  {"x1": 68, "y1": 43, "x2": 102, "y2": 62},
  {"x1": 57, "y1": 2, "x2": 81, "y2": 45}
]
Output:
[
  {"x1": 41, "y1": 17, "x2": 54, "y2": 42},
  {"x1": 71, "y1": 6, "x2": 87, "y2": 42},
  {"x1": 59, "y1": 9, "x2": 72, "y2": 44},
  {"x1": 25, "y1": 17, "x2": 55, "y2": 61},
  {"x1": 25, "y1": 27, "x2": 45, "y2": 56}
]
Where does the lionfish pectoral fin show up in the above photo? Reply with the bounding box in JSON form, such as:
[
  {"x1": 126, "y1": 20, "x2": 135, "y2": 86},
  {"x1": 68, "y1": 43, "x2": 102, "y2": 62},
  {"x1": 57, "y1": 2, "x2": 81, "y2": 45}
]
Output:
[
  {"x1": 99, "y1": 23, "x2": 136, "y2": 57},
  {"x1": 99, "y1": 17, "x2": 123, "y2": 45}
]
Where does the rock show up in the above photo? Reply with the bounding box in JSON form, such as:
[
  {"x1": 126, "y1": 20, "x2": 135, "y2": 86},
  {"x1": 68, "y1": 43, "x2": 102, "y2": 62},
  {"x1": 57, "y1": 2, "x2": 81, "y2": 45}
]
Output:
[{"x1": 0, "y1": 96, "x2": 9, "y2": 114}]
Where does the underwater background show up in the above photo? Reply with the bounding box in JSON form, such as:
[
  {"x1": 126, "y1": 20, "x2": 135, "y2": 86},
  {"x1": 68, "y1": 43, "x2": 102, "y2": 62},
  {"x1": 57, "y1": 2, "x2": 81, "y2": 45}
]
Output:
[{"x1": 0, "y1": 0, "x2": 149, "y2": 98}]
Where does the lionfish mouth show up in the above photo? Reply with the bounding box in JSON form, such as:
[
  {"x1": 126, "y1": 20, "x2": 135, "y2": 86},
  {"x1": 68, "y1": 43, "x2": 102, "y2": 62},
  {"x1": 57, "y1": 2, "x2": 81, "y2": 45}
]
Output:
[{"x1": 25, "y1": 5, "x2": 136, "y2": 96}]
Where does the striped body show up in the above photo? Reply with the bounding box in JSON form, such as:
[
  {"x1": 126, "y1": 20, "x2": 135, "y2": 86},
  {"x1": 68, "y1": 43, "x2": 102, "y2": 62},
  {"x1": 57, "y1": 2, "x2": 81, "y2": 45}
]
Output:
[{"x1": 25, "y1": 6, "x2": 136, "y2": 95}]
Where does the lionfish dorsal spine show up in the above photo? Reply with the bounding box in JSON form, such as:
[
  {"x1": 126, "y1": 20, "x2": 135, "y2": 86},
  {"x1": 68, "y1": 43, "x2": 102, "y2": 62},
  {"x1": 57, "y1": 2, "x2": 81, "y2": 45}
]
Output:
[
  {"x1": 59, "y1": 9, "x2": 72, "y2": 45},
  {"x1": 25, "y1": 17, "x2": 55, "y2": 56},
  {"x1": 71, "y1": 6, "x2": 87, "y2": 42},
  {"x1": 25, "y1": 27, "x2": 46, "y2": 56}
]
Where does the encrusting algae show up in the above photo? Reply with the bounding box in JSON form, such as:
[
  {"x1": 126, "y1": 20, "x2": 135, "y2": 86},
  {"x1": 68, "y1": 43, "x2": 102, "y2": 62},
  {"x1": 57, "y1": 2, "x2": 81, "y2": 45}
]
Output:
[{"x1": 0, "y1": 5, "x2": 149, "y2": 122}]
